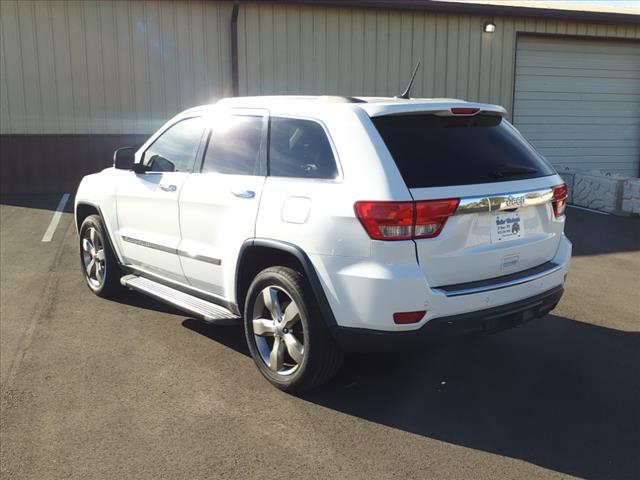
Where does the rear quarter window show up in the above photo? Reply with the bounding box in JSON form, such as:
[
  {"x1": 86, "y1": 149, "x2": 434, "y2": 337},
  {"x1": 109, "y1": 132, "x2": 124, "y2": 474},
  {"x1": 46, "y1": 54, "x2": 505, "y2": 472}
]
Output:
[
  {"x1": 372, "y1": 114, "x2": 556, "y2": 188},
  {"x1": 269, "y1": 117, "x2": 338, "y2": 180}
]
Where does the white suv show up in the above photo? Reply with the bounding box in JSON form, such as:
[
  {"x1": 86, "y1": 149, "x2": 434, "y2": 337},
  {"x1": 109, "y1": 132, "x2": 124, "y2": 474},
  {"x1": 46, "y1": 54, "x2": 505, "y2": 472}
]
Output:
[{"x1": 75, "y1": 96, "x2": 571, "y2": 391}]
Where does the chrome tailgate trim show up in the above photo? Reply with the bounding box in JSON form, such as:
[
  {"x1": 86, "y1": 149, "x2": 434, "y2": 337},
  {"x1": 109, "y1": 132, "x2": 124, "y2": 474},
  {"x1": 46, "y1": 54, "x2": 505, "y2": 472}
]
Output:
[{"x1": 455, "y1": 188, "x2": 554, "y2": 215}]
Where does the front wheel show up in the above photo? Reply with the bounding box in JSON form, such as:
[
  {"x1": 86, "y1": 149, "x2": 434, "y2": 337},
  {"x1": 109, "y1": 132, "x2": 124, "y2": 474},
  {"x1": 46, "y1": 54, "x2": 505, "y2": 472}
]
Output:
[
  {"x1": 79, "y1": 214, "x2": 125, "y2": 298},
  {"x1": 243, "y1": 266, "x2": 343, "y2": 392}
]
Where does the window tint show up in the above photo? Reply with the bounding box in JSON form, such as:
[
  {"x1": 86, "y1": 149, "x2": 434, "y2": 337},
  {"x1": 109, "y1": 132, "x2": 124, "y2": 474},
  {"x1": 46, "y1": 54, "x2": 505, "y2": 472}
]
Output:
[
  {"x1": 372, "y1": 115, "x2": 556, "y2": 188},
  {"x1": 143, "y1": 117, "x2": 205, "y2": 173},
  {"x1": 202, "y1": 115, "x2": 263, "y2": 175},
  {"x1": 269, "y1": 117, "x2": 338, "y2": 179}
]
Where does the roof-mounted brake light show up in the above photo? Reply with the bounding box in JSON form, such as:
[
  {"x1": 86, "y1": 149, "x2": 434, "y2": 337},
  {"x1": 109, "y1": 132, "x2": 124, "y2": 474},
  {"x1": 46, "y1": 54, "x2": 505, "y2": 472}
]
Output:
[{"x1": 450, "y1": 107, "x2": 480, "y2": 115}]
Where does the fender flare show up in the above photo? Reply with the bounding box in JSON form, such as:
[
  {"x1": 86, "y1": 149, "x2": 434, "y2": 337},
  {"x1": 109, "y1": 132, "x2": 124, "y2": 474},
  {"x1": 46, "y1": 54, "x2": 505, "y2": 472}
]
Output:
[
  {"x1": 75, "y1": 201, "x2": 125, "y2": 265},
  {"x1": 236, "y1": 238, "x2": 337, "y2": 327}
]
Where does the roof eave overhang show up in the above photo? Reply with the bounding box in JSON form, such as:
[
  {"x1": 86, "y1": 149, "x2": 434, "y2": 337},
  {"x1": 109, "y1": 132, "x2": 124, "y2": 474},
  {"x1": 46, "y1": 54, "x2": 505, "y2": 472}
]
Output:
[{"x1": 249, "y1": 0, "x2": 640, "y2": 26}]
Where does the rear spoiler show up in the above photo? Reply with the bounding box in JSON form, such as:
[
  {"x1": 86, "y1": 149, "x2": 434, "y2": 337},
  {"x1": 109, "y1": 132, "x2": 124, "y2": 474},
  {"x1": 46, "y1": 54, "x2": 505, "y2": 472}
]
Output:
[{"x1": 359, "y1": 102, "x2": 507, "y2": 118}]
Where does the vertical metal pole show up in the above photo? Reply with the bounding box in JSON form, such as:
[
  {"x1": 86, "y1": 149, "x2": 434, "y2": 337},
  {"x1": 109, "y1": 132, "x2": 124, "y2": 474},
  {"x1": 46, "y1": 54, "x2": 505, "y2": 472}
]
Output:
[{"x1": 231, "y1": 1, "x2": 240, "y2": 97}]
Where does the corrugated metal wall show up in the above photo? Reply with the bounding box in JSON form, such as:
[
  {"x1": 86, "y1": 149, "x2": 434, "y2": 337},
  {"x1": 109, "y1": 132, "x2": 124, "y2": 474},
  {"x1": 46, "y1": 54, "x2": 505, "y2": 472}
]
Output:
[
  {"x1": 1, "y1": 1, "x2": 639, "y2": 194},
  {"x1": 0, "y1": 0, "x2": 234, "y2": 135},
  {"x1": 2, "y1": 1, "x2": 639, "y2": 135},
  {"x1": 236, "y1": 3, "x2": 640, "y2": 119}
]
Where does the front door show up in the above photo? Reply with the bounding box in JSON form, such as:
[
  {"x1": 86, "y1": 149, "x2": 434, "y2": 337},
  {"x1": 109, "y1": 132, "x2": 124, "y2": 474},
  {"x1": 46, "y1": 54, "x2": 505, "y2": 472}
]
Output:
[{"x1": 116, "y1": 116, "x2": 206, "y2": 283}]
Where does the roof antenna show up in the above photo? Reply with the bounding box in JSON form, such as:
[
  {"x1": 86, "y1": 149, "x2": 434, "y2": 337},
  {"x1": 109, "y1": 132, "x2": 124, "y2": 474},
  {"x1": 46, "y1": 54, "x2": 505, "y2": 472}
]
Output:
[{"x1": 395, "y1": 61, "x2": 421, "y2": 99}]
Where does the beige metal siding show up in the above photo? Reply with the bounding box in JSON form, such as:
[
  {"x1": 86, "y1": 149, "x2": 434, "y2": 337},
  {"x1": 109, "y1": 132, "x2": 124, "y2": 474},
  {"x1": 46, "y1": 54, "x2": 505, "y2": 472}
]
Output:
[
  {"x1": 0, "y1": 0, "x2": 234, "y2": 134},
  {"x1": 237, "y1": 3, "x2": 640, "y2": 116},
  {"x1": 513, "y1": 35, "x2": 640, "y2": 176},
  {"x1": 1, "y1": 1, "x2": 639, "y2": 135}
]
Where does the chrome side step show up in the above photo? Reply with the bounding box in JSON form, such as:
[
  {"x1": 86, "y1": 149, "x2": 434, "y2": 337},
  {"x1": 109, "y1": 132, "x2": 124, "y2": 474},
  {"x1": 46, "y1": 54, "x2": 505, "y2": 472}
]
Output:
[{"x1": 120, "y1": 274, "x2": 241, "y2": 325}]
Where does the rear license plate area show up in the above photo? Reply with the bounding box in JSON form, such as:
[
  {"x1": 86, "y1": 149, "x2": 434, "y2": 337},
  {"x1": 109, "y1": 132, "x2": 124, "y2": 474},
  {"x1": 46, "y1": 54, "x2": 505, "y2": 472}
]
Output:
[{"x1": 491, "y1": 212, "x2": 523, "y2": 243}]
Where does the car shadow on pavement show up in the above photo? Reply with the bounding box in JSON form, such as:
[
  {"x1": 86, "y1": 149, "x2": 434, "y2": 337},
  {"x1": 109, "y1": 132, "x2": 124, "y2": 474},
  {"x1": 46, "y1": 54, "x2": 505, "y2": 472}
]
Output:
[
  {"x1": 299, "y1": 315, "x2": 640, "y2": 480},
  {"x1": 114, "y1": 291, "x2": 251, "y2": 355},
  {"x1": 122, "y1": 286, "x2": 640, "y2": 479},
  {"x1": 114, "y1": 290, "x2": 188, "y2": 317},
  {"x1": 107, "y1": 290, "x2": 249, "y2": 357},
  {"x1": 182, "y1": 319, "x2": 250, "y2": 356}
]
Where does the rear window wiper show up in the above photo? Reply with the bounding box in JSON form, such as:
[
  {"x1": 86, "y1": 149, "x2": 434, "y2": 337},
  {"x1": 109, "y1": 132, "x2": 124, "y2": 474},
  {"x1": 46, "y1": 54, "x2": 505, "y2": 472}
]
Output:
[{"x1": 491, "y1": 164, "x2": 538, "y2": 178}]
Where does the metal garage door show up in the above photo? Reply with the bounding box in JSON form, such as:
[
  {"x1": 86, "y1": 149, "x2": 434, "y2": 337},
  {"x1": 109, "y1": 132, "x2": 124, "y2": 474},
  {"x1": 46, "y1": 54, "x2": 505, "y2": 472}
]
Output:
[{"x1": 513, "y1": 35, "x2": 640, "y2": 177}]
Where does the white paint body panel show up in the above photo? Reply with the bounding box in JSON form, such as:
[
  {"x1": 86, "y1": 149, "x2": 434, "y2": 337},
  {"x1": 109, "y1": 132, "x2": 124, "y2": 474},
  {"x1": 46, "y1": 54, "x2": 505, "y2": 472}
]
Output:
[
  {"x1": 115, "y1": 171, "x2": 189, "y2": 283},
  {"x1": 410, "y1": 175, "x2": 565, "y2": 286},
  {"x1": 76, "y1": 96, "x2": 571, "y2": 334},
  {"x1": 178, "y1": 172, "x2": 265, "y2": 297}
]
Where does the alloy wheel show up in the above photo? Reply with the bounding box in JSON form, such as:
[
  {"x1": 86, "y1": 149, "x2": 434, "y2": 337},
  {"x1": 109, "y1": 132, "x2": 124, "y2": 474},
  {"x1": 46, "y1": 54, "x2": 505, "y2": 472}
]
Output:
[
  {"x1": 81, "y1": 227, "x2": 106, "y2": 288},
  {"x1": 252, "y1": 286, "x2": 305, "y2": 375}
]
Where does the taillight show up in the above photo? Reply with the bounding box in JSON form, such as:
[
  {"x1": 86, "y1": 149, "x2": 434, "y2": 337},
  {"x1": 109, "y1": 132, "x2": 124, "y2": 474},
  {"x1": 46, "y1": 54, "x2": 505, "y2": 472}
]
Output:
[
  {"x1": 353, "y1": 201, "x2": 414, "y2": 240},
  {"x1": 552, "y1": 184, "x2": 567, "y2": 218},
  {"x1": 414, "y1": 199, "x2": 459, "y2": 238},
  {"x1": 354, "y1": 199, "x2": 459, "y2": 241}
]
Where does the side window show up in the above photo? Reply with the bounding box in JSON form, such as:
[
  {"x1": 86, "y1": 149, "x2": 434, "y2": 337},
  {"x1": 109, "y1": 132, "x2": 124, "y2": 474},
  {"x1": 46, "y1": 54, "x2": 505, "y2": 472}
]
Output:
[
  {"x1": 202, "y1": 115, "x2": 264, "y2": 175},
  {"x1": 269, "y1": 117, "x2": 338, "y2": 179},
  {"x1": 142, "y1": 117, "x2": 205, "y2": 173}
]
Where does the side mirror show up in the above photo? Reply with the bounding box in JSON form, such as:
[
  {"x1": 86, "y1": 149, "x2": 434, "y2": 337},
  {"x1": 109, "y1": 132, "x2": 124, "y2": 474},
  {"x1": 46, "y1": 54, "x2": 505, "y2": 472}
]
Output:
[{"x1": 113, "y1": 147, "x2": 136, "y2": 170}]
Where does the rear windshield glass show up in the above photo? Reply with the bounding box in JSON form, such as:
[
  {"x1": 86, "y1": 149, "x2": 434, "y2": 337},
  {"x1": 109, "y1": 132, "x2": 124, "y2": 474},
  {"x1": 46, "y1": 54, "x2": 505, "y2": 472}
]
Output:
[{"x1": 372, "y1": 114, "x2": 555, "y2": 188}]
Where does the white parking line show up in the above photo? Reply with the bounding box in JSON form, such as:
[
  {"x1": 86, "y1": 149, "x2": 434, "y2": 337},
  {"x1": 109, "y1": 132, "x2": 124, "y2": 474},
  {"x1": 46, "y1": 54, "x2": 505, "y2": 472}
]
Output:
[{"x1": 41, "y1": 193, "x2": 70, "y2": 242}]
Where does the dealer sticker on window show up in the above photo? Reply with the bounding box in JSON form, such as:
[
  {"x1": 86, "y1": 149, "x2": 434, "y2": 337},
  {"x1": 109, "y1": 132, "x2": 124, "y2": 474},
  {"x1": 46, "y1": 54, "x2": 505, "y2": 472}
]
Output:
[{"x1": 491, "y1": 212, "x2": 522, "y2": 242}]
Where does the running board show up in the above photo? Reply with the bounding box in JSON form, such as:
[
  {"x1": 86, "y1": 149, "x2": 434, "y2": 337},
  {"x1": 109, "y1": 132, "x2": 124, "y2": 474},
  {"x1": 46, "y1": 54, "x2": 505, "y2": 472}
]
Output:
[{"x1": 120, "y1": 274, "x2": 241, "y2": 325}]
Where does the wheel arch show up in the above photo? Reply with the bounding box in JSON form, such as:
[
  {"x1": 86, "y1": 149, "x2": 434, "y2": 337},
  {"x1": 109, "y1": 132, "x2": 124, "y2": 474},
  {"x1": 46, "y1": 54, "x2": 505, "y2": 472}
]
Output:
[
  {"x1": 236, "y1": 239, "x2": 337, "y2": 327},
  {"x1": 75, "y1": 203, "x2": 100, "y2": 231},
  {"x1": 75, "y1": 201, "x2": 124, "y2": 265}
]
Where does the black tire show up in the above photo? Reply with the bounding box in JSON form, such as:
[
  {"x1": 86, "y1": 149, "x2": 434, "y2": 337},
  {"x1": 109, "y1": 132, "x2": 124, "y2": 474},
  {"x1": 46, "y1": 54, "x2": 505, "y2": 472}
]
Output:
[
  {"x1": 79, "y1": 214, "x2": 125, "y2": 298},
  {"x1": 243, "y1": 266, "x2": 343, "y2": 392}
]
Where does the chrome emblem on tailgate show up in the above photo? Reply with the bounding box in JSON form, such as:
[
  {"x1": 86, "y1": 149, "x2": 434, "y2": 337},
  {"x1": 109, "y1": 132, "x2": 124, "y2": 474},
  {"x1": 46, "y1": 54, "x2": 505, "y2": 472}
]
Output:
[{"x1": 504, "y1": 195, "x2": 525, "y2": 208}]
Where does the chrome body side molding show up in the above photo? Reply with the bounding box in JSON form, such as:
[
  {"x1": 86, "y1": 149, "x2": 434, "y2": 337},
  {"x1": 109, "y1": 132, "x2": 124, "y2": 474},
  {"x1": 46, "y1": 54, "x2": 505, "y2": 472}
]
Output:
[
  {"x1": 122, "y1": 235, "x2": 221, "y2": 265},
  {"x1": 121, "y1": 235, "x2": 176, "y2": 254},
  {"x1": 176, "y1": 249, "x2": 222, "y2": 265}
]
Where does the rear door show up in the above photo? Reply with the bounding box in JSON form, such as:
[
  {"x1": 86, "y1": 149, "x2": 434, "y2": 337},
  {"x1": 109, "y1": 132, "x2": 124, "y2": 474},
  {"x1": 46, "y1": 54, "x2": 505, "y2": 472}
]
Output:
[
  {"x1": 116, "y1": 116, "x2": 206, "y2": 283},
  {"x1": 372, "y1": 113, "x2": 565, "y2": 287},
  {"x1": 178, "y1": 109, "x2": 267, "y2": 298}
]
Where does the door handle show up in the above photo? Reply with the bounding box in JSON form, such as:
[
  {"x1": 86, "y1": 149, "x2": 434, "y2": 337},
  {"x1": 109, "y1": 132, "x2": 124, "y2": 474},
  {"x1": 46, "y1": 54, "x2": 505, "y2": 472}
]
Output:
[
  {"x1": 231, "y1": 190, "x2": 255, "y2": 199},
  {"x1": 160, "y1": 184, "x2": 177, "y2": 192}
]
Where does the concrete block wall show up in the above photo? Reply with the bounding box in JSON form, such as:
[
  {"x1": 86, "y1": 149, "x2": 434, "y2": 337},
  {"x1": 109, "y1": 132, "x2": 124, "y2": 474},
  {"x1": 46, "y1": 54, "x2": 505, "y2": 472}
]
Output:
[
  {"x1": 556, "y1": 167, "x2": 640, "y2": 215},
  {"x1": 622, "y1": 179, "x2": 640, "y2": 215},
  {"x1": 571, "y1": 171, "x2": 628, "y2": 213}
]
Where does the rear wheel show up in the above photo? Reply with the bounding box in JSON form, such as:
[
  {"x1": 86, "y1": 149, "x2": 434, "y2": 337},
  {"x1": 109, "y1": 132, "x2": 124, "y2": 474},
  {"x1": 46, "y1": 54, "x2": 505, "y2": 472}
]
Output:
[
  {"x1": 79, "y1": 214, "x2": 124, "y2": 298},
  {"x1": 244, "y1": 266, "x2": 343, "y2": 392}
]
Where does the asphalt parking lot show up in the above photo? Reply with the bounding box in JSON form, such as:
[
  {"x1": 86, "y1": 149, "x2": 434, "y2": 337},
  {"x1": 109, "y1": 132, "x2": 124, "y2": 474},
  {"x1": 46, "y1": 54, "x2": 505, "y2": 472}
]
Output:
[{"x1": 1, "y1": 195, "x2": 639, "y2": 480}]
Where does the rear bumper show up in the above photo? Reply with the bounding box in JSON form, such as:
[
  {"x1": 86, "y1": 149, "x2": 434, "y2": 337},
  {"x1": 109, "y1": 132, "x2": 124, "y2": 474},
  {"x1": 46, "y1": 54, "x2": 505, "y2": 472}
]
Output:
[
  {"x1": 331, "y1": 285, "x2": 564, "y2": 353},
  {"x1": 312, "y1": 235, "x2": 571, "y2": 331}
]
